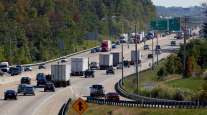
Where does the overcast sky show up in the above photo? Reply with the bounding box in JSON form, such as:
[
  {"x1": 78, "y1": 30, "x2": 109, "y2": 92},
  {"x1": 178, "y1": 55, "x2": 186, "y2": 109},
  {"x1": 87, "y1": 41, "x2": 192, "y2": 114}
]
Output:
[{"x1": 152, "y1": 0, "x2": 206, "y2": 7}]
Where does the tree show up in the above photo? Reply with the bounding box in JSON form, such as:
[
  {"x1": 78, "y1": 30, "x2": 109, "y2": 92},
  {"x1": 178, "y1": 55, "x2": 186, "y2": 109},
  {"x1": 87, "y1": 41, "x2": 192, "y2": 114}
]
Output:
[
  {"x1": 185, "y1": 56, "x2": 201, "y2": 77},
  {"x1": 157, "y1": 67, "x2": 167, "y2": 80},
  {"x1": 203, "y1": 6, "x2": 207, "y2": 38},
  {"x1": 165, "y1": 54, "x2": 182, "y2": 74}
]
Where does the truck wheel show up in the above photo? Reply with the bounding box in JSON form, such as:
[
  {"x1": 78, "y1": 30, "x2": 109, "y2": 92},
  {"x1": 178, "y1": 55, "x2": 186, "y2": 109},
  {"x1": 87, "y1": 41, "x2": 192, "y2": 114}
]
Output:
[{"x1": 63, "y1": 83, "x2": 67, "y2": 87}]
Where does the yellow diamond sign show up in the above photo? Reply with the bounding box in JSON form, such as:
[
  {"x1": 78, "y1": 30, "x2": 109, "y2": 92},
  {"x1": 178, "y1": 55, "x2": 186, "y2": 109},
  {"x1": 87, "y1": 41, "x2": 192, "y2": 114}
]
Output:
[{"x1": 72, "y1": 98, "x2": 88, "y2": 114}]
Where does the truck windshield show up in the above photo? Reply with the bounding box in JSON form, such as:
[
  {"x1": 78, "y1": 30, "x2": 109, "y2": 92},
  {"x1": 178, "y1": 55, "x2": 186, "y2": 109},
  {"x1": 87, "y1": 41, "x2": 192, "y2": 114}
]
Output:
[{"x1": 0, "y1": 65, "x2": 7, "y2": 68}]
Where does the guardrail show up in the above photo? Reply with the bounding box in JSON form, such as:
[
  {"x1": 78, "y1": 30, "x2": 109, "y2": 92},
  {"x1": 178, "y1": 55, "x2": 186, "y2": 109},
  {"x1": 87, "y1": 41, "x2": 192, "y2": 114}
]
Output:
[
  {"x1": 87, "y1": 97, "x2": 205, "y2": 109},
  {"x1": 58, "y1": 98, "x2": 72, "y2": 115},
  {"x1": 21, "y1": 46, "x2": 98, "y2": 67},
  {"x1": 114, "y1": 71, "x2": 207, "y2": 108}
]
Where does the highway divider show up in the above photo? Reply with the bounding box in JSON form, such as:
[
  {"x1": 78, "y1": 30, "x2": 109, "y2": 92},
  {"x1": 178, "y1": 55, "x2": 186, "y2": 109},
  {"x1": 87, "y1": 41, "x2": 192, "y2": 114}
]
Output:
[{"x1": 21, "y1": 46, "x2": 98, "y2": 67}]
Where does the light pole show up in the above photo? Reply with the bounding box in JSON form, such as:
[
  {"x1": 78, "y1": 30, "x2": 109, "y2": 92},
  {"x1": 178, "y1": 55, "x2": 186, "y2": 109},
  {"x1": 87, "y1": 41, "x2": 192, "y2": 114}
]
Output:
[
  {"x1": 183, "y1": 16, "x2": 189, "y2": 77},
  {"x1": 135, "y1": 24, "x2": 139, "y2": 94},
  {"x1": 156, "y1": 32, "x2": 159, "y2": 65},
  {"x1": 151, "y1": 33, "x2": 154, "y2": 70},
  {"x1": 121, "y1": 42, "x2": 124, "y2": 85}
]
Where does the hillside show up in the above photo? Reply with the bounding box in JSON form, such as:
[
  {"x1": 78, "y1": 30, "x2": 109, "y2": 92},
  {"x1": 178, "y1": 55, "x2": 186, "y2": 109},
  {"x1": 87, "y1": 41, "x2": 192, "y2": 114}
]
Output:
[
  {"x1": 0, "y1": 0, "x2": 155, "y2": 64},
  {"x1": 156, "y1": 6, "x2": 204, "y2": 17}
]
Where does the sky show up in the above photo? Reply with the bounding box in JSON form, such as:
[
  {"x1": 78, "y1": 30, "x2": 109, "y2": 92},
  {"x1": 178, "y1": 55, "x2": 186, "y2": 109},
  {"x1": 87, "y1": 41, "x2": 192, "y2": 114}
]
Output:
[{"x1": 152, "y1": 0, "x2": 206, "y2": 7}]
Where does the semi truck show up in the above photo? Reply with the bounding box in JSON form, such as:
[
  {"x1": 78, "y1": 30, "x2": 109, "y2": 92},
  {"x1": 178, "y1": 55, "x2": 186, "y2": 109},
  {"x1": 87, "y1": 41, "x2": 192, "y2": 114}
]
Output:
[
  {"x1": 111, "y1": 52, "x2": 120, "y2": 67},
  {"x1": 51, "y1": 64, "x2": 70, "y2": 87},
  {"x1": 71, "y1": 57, "x2": 88, "y2": 76},
  {"x1": 99, "y1": 53, "x2": 113, "y2": 70},
  {"x1": 101, "y1": 40, "x2": 112, "y2": 52},
  {"x1": 90, "y1": 84, "x2": 105, "y2": 97},
  {"x1": 131, "y1": 50, "x2": 141, "y2": 65}
]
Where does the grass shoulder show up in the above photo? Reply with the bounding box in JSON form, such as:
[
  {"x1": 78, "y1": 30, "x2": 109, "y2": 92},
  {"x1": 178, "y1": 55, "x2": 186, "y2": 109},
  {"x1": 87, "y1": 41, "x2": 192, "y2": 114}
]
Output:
[{"x1": 68, "y1": 103, "x2": 207, "y2": 115}]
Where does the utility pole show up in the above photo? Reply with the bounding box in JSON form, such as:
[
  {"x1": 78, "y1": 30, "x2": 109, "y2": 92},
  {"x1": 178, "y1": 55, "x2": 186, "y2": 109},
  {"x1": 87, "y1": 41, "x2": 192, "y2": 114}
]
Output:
[
  {"x1": 156, "y1": 32, "x2": 159, "y2": 65},
  {"x1": 121, "y1": 41, "x2": 124, "y2": 85},
  {"x1": 121, "y1": 21, "x2": 124, "y2": 85},
  {"x1": 151, "y1": 33, "x2": 154, "y2": 70},
  {"x1": 183, "y1": 16, "x2": 188, "y2": 76},
  {"x1": 135, "y1": 24, "x2": 139, "y2": 94}
]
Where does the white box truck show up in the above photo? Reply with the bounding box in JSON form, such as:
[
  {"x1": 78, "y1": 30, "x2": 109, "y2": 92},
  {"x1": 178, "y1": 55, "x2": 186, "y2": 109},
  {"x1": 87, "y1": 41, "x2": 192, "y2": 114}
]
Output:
[
  {"x1": 99, "y1": 53, "x2": 113, "y2": 70},
  {"x1": 111, "y1": 52, "x2": 120, "y2": 66},
  {"x1": 0, "y1": 62, "x2": 9, "y2": 72},
  {"x1": 131, "y1": 50, "x2": 141, "y2": 65},
  {"x1": 51, "y1": 64, "x2": 70, "y2": 87},
  {"x1": 71, "y1": 57, "x2": 88, "y2": 76}
]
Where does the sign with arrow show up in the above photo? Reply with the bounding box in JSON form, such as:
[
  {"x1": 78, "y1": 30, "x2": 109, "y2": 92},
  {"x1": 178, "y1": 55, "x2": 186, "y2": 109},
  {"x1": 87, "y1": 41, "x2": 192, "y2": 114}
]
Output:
[{"x1": 72, "y1": 98, "x2": 88, "y2": 114}]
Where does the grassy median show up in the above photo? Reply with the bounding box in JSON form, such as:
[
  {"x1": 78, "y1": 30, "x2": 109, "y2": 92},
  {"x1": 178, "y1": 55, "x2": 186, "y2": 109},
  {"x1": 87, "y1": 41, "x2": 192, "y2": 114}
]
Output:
[{"x1": 68, "y1": 103, "x2": 207, "y2": 115}]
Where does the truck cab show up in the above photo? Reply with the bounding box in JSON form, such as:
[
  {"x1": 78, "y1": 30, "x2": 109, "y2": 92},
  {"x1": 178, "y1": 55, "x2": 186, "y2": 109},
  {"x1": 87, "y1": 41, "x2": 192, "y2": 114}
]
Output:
[
  {"x1": 101, "y1": 40, "x2": 111, "y2": 52},
  {"x1": 36, "y1": 73, "x2": 47, "y2": 86}
]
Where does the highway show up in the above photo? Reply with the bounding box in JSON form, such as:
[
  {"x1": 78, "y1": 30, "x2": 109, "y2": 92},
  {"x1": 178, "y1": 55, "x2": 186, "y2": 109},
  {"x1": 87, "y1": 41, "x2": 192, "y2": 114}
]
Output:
[{"x1": 0, "y1": 33, "x2": 190, "y2": 115}]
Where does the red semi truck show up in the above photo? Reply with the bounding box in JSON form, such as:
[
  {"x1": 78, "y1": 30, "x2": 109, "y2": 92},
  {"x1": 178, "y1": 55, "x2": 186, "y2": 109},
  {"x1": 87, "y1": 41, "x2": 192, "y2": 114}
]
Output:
[{"x1": 101, "y1": 40, "x2": 112, "y2": 52}]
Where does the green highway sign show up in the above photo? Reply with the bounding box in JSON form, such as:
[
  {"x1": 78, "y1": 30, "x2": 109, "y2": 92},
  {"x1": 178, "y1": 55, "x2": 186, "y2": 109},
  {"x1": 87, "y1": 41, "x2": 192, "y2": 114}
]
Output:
[
  {"x1": 169, "y1": 17, "x2": 181, "y2": 31},
  {"x1": 150, "y1": 17, "x2": 181, "y2": 32},
  {"x1": 150, "y1": 19, "x2": 168, "y2": 31}
]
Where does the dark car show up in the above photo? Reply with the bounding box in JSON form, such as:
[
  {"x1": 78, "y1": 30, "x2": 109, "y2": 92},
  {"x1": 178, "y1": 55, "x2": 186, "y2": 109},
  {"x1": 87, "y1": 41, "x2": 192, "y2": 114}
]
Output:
[
  {"x1": 112, "y1": 44, "x2": 116, "y2": 49},
  {"x1": 23, "y1": 85, "x2": 35, "y2": 96},
  {"x1": 105, "y1": 92, "x2": 120, "y2": 101},
  {"x1": 44, "y1": 82, "x2": 55, "y2": 92},
  {"x1": 9, "y1": 67, "x2": 21, "y2": 76},
  {"x1": 115, "y1": 40, "x2": 120, "y2": 45},
  {"x1": 16, "y1": 65, "x2": 23, "y2": 72},
  {"x1": 91, "y1": 48, "x2": 96, "y2": 53},
  {"x1": 171, "y1": 41, "x2": 176, "y2": 46},
  {"x1": 36, "y1": 73, "x2": 47, "y2": 86},
  {"x1": 21, "y1": 77, "x2": 31, "y2": 84},
  {"x1": 84, "y1": 69, "x2": 95, "y2": 78},
  {"x1": 90, "y1": 62, "x2": 99, "y2": 70},
  {"x1": 106, "y1": 66, "x2": 115, "y2": 75},
  {"x1": 148, "y1": 54, "x2": 153, "y2": 59},
  {"x1": 144, "y1": 45, "x2": 149, "y2": 50},
  {"x1": 95, "y1": 47, "x2": 101, "y2": 52},
  {"x1": 90, "y1": 84, "x2": 105, "y2": 97},
  {"x1": 60, "y1": 58, "x2": 68, "y2": 63},
  {"x1": 4, "y1": 90, "x2": 17, "y2": 100},
  {"x1": 123, "y1": 60, "x2": 130, "y2": 68},
  {"x1": 155, "y1": 45, "x2": 161, "y2": 50},
  {"x1": 17, "y1": 84, "x2": 27, "y2": 94},
  {"x1": 38, "y1": 64, "x2": 46, "y2": 69},
  {"x1": 24, "y1": 66, "x2": 32, "y2": 71}
]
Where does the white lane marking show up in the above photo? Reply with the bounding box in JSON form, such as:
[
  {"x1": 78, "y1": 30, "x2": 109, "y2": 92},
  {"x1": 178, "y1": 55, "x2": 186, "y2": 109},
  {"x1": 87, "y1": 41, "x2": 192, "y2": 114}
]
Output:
[{"x1": 31, "y1": 87, "x2": 71, "y2": 115}]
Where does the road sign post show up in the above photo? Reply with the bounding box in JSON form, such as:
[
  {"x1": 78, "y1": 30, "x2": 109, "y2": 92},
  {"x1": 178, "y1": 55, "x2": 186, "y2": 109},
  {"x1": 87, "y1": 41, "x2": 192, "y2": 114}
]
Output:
[{"x1": 72, "y1": 98, "x2": 88, "y2": 115}]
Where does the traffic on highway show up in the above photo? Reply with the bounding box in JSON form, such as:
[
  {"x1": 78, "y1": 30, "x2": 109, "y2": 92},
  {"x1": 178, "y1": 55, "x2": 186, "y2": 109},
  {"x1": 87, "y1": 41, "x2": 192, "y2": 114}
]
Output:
[
  {"x1": 0, "y1": 0, "x2": 205, "y2": 114},
  {"x1": 0, "y1": 28, "x2": 199, "y2": 115}
]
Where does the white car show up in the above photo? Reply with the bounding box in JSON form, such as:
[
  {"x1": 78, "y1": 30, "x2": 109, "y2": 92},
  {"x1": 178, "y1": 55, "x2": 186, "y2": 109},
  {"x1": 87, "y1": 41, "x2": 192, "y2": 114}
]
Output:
[{"x1": 24, "y1": 66, "x2": 32, "y2": 71}]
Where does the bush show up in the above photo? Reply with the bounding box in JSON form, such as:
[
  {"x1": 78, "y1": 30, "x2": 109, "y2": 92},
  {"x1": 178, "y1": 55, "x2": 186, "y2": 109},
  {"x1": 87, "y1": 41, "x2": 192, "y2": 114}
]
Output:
[
  {"x1": 157, "y1": 67, "x2": 167, "y2": 80},
  {"x1": 173, "y1": 89, "x2": 185, "y2": 101}
]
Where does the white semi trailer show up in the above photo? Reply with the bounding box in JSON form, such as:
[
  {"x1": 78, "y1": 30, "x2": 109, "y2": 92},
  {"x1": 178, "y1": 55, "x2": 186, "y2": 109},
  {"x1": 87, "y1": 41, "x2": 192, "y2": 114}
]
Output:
[
  {"x1": 51, "y1": 64, "x2": 71, "y2": 87},
  {"x1": 71, "y1": 57, "x2": 88, "y2": 76}
]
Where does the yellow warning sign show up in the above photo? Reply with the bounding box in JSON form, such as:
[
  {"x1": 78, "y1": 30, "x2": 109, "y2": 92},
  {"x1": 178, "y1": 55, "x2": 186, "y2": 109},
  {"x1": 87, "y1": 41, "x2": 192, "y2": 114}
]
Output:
[{"x1": 72, "y1": 98, "x2": 88, "y2": 114}]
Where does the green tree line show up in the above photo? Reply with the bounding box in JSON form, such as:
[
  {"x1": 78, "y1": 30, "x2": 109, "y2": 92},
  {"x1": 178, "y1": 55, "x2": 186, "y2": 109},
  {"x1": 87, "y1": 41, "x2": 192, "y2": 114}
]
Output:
[{"x1": 0, "y1": 0, "x2": 156, "y2": 64}]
